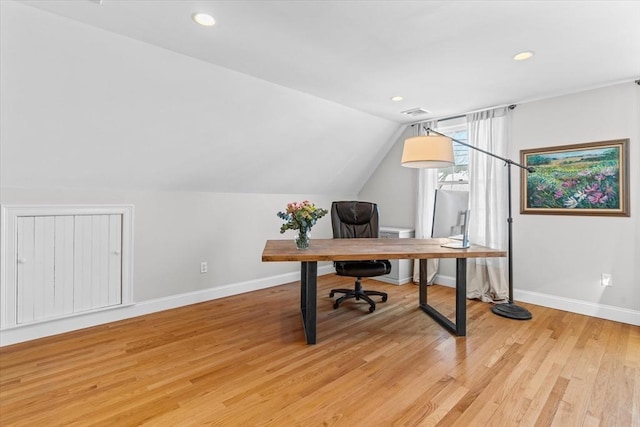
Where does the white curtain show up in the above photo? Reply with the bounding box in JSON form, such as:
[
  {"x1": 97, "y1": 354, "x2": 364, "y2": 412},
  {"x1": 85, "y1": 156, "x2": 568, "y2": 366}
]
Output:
[
  {"x1": 466, "y1": 108, "x2": 510, "y2": 301},
  {"x1": 412, "y1": 120, "x2": 439, "y2": 284}
]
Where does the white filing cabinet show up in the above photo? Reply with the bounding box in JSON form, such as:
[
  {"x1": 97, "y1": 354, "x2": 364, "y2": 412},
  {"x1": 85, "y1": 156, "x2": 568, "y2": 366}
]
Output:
[{"x1": 374, "y1": 226, "x2": 415, "y2": 285}]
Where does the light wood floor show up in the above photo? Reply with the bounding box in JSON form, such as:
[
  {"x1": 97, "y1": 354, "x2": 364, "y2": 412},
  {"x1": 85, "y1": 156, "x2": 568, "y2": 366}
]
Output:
[{"x1": 1, "y1": 275, "x2": 638, "y2": 426}]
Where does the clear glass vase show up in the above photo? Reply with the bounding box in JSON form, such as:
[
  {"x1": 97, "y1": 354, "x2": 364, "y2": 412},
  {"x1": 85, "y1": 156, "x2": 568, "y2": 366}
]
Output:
[{"x1": 295, "y1": 229, "x2": 311, "y2": 250}]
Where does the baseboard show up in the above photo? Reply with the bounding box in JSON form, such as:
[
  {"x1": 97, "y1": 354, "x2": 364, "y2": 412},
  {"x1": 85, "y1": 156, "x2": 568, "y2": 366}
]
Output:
[
  {"x1": 0, "y1": 265, "x2": 336, "y2": 347},
  {"x1": 371, "y1": 275, "x2": 413, "y2": 286},
  {"x1": 514, "y1": 289, "x2": 640, "y2": 326},
  {"x1": 434, "y1": 274, "x2": 639, "y2": 326},
  {"x1": 434, "y1": 274, "x2": 456, "y2": 288}
]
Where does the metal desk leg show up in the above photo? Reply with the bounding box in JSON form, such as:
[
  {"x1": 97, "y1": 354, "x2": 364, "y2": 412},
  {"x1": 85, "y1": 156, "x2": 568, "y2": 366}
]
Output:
[
  {"x1": 455, "y1": 258, "x2": 467, "y2": 335},
  {"x1": 300, "y1": 261, "x2": 318, "y2": 344},
  {"x1": 419, "y1": 258, "x2": 428, "y2": 305},
  {"x1": 419, "y1": 258, "x2": 468, "y2": 336}
]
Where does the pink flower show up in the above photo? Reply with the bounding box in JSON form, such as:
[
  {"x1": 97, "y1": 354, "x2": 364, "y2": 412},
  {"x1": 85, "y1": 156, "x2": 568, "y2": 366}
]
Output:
[
  {"x1": 588, "y1": 192, "x2": 608, "y2": 204},
  {"x1": 584, "y1": 183, "x2": 600, "y2": 194}
]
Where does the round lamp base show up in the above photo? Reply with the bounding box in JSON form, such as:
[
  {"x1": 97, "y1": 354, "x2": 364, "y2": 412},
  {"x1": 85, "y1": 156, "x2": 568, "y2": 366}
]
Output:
[{"x1": 491, "y1": 302, "x2": 532, "y2": 320}]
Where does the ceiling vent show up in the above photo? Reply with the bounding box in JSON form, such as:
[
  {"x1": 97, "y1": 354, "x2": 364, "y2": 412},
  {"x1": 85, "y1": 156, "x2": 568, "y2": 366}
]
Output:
[{"x1": 401, "y1": 107, "x2": 431, "y2": 117}]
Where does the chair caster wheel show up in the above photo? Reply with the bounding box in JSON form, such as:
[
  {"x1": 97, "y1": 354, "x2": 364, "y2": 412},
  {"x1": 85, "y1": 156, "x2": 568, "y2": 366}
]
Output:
[
  {"x1": 333, "y1": 302, "x2": 340, "y2": 309},
  {"x1": 369, "y1": 306, "x2": 376, "y2": 313},
  {"x1": 329, "y1": 292, "x2": 334, "y2": 298},
  {"x1": 382, "y1": 296, "x2": 388, "y2": 302}
]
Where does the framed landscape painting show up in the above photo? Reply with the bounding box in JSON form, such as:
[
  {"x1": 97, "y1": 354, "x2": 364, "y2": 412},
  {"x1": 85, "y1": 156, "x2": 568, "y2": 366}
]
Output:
[{"x1": 521, "y1": 139, "x2": 629, "y2": 216}]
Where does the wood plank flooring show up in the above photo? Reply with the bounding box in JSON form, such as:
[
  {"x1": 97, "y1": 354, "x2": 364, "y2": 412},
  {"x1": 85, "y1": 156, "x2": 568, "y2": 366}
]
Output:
[{"x1": 1, "y1": 275, "x2": 638, "y2": 426}]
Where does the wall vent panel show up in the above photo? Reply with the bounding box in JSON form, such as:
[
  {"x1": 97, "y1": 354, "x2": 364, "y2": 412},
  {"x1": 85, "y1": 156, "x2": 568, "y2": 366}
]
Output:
[{"x1": 1, "y1": 205, "x2": 133, "y2": 329}]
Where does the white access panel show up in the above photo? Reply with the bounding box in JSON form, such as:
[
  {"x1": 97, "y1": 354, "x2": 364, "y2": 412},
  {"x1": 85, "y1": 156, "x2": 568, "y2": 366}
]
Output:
[
  {"x1": 72, "y1": 215, "x2": 123, "y2": 315},
  {"x1": 1, "y1": 205, "x2": 133, "y2": 329},
  {"x1": 16, "y1": 216, "x2": 75, "y2": 323}
]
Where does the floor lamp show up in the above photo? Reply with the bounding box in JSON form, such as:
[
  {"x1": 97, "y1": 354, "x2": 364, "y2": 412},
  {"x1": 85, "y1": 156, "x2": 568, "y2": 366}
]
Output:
[{"x1": 401, "y1": 127, "x2": 533, "y2": 320}]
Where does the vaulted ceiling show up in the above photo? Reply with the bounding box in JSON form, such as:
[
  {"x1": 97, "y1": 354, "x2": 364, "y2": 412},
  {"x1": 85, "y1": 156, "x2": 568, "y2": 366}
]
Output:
[{"x1": 2, "y1": 1, "x2": 638, "y2": 194}]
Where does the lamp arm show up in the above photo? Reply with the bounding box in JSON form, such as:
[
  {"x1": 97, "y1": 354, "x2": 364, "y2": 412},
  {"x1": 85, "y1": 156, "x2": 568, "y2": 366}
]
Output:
[{"x1": 424, "y1": 127, "x2": 535, "y2": 173}]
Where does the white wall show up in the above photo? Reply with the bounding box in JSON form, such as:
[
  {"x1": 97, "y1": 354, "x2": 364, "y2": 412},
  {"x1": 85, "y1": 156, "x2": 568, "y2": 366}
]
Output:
[
  {"x1": 359, "y1": 125, "x2": 416, "y2": 229},
  {"x1": 0, "y1": 188, "x2": 347, "y2": 302},
  {"x1": 0, "y1": 188, "x2": 349, "y2": 344},
  {"x1": 359, "y1": 82, "x2": 640, "y2": 324},
  {"x1": 511, "y1": 83, "x2": 639, "y2": 314},
  {"x1": 0, "y1": 1, "x2": 400, "y2": 344}
]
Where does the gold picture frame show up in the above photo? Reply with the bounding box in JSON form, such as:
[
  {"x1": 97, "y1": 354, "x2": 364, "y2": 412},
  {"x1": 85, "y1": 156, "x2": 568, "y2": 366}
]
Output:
[{"x1": 520, "y1": 139, "x2": 629, "y2": 216}]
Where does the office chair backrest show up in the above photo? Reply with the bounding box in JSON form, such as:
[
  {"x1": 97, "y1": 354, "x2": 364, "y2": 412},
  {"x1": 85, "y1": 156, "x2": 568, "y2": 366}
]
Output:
[{"x1": 331, "y1": 201, "x2": 380, "y2": 239}]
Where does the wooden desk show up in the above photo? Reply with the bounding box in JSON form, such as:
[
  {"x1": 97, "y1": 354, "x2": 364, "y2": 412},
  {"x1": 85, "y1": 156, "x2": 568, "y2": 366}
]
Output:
[{"x1": 262, "y1": 238, "x2": 506, "y2": 344}]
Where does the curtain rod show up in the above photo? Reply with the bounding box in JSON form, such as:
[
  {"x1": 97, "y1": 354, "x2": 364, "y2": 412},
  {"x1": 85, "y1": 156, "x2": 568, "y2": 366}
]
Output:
[{"x1": 408, "y1": 103, "x2": 517, "y2": 127}]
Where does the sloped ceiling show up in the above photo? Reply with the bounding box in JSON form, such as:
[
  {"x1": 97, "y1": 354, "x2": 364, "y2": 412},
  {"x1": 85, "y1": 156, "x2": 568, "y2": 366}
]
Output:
[{"x1": 1, "y1": 1, "x2": 639, "y2": 194}]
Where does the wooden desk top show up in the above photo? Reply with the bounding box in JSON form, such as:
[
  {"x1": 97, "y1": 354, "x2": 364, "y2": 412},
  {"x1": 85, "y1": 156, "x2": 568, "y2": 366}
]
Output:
[{"x1": 262, "y1": 238, "x2": 506, "y2": 262}]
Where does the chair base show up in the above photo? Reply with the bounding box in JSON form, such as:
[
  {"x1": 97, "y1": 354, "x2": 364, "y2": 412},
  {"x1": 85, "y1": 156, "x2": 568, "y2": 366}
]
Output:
[{"x1": 329, "y1": 278, "x2": 388, "y2": 313}]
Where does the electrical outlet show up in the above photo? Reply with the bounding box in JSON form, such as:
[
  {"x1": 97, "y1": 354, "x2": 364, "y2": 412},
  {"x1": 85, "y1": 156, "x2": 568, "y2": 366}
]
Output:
[
  {"x1": 200, "y1": 262, "x2": 208, "y2": 274},
  {"x1": 601, "y1": 273, "x2": 612, "y2": 287}
]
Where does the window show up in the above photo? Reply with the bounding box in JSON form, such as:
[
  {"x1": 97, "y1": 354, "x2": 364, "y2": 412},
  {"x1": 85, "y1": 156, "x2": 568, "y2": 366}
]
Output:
[{"x1": 436, "y1": 121, "x2": 468, "y2": 190}]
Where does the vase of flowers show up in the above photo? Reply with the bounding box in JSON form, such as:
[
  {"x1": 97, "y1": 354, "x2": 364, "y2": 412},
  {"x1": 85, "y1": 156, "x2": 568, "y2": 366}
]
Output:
[{"x1": 277, "y1": 200, "x2": 328, "y2": 250}]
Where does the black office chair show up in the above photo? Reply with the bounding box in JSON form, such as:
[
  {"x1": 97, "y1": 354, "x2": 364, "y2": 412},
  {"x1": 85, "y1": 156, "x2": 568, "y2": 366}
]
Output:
[{"x1": 329, "y1": 201, "x2": 391, "y2": 313}]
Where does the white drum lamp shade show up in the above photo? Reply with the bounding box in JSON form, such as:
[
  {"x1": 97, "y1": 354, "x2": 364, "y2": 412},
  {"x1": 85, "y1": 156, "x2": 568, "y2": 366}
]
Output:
[{"x1": 401, "y1": 136, "x2": 455, "y2": 168}]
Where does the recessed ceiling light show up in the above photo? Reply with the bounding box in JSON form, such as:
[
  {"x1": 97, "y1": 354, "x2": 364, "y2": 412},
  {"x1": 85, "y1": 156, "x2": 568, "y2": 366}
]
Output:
[
  {"x1": 390, "y1": 96, "x2": 404, "y2": 102},
  {"x1": 513, "y1": 51, "x2": 534, "y2": 61},
  {"x1": 192, "y1": 13, "x2": 215, "y2": 27}
]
